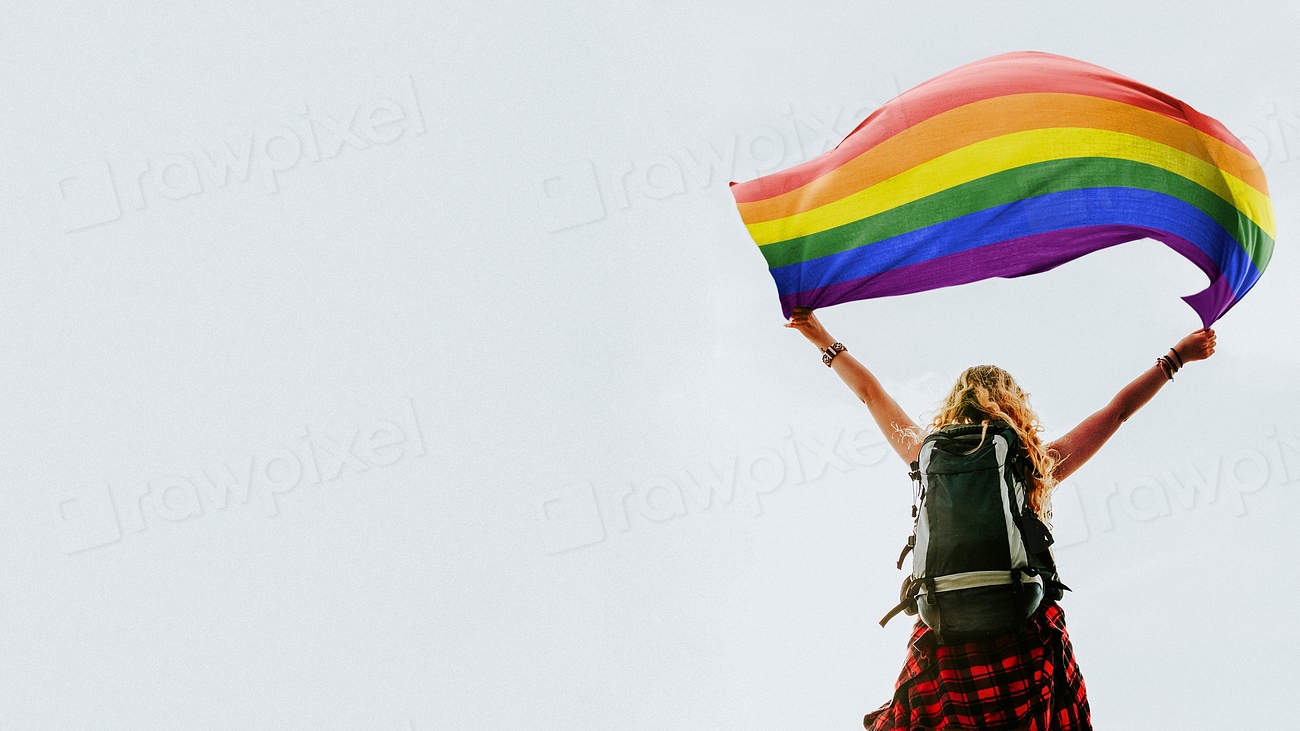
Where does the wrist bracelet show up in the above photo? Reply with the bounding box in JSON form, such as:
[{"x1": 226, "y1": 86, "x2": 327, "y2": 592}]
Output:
[
  {"x1": 1156, "y1": 355, "x2": 1175, "y2": 381},
  {"x1": 1168, "y1": 347, "x2": 1183, "y2": 369},
  {"x1": 822, "y1": 342, "x2": 846, "y2": 367}
]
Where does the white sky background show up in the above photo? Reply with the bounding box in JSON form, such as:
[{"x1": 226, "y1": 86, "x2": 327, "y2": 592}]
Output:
[{"x1": 2, "y1": 1, "x2": 1298, "y2": 729}]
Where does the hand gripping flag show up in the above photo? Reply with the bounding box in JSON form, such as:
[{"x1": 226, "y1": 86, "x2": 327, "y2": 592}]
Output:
[{"x1": 729, "y1": 51, "x2": 1274, "y2": 328}]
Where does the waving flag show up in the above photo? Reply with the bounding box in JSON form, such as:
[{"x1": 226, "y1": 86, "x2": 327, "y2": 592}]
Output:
[{"x1": 730, "y1": 51, "x2": 1274, "y2": 327}]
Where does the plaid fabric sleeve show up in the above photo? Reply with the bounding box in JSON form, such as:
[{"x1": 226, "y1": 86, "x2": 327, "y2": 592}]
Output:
[{"x1": 864, "y1": 601, "x2": 1091, "y2": 730}]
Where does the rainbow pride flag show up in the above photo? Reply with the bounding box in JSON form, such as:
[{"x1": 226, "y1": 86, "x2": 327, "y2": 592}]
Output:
[{"x1": 730, "y1": 51, "x2": 1274, "y2": 327}]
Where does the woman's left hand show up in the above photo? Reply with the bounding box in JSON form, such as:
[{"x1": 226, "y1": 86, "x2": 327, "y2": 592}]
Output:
[
  {"x1": 784, "y1": 306, "x2": 835, "y2": 350},
  {"x1": 1174, "y1": 328, "x2": 1216, "y2": 363}
]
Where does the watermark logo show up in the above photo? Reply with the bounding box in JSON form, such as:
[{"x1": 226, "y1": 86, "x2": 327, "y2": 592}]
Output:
[
  {"x1": 52, "y1": 76, "x2": 426, "y2": 232},
  {"x1": 1046, "y1": 424, "x2": 1299, "y2": 552},
  {"x1": 1236, "y1": 103, "x2": 1300, "y2": 171},
  {"x1": 536, "y1": 424, "x2": 892, "y2": 553},
  {"x1": 51, "y1": 398, "x2": 428, "y2": 554},
  {"x1": 535, "y1": 86, "x2": 900, "y2": 233},
  {"x1": 536, "y1": 482, "x2": 607, "y2": 554},
  {"x1": 536, "y1": 160, "x2": 606, "y2": 233},
  {"x1": 51, "y1": 482, "x2": 122, "y2": 555}
]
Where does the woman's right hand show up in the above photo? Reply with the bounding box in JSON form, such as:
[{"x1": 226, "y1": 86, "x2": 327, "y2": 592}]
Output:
[
  {"x1": 1174, "y1": 328, "x2": 1216, "y2": 363},
  {"x1": 784, "y1": 306, "x2": 835, "y2": 350}
]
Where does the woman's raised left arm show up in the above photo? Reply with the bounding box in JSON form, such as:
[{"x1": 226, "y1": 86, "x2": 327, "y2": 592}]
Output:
[{"x1": 1048, "y1": 328, "x2": 1216, "y2": 482}]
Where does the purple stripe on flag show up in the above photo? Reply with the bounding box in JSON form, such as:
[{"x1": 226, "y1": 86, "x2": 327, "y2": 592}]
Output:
[{"x1": 779, "y1": 226, "x2": 1233, "y2": 327}]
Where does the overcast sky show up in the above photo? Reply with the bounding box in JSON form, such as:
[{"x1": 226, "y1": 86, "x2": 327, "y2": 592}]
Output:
[{"x1": 2, "y1": 2, "x2": 1297, "y2": 729}]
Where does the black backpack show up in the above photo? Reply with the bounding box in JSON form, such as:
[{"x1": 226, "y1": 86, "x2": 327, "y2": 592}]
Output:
[{"x1": 878, "y1": 420, "x2": 1071, "y2": 644}]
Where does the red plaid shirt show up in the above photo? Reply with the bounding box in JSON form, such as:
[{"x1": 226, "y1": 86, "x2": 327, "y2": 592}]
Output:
[{"x1": 864, "y1": 601, "x2": 1091, "y2": 730}]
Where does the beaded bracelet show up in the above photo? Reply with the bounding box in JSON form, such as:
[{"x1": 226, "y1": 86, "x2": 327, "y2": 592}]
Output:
[
  {"x1": 1156, "y1": 354, "x2": 1177, "y2": 380},
  {"x1": 822, "y1": 342, "x2": 846, "y2": 367}
]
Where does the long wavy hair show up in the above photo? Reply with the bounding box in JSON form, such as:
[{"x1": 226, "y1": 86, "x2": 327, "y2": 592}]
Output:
[{"x1": 900, "y1": 365, "x2": 1059, "y2": 517}]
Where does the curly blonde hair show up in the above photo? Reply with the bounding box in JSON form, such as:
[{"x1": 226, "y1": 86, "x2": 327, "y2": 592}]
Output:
[{"x1": 900, "y1": 365, "x2": 1059, "y2": 517}]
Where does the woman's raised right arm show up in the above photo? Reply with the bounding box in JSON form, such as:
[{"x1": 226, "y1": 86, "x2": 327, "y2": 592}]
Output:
[
  {"x1": 1048, "y1": 328, "x2": 1216, "y2": 482},
  {"x1": 785, "y1": 307, "x2": 922, "y2": 465}
]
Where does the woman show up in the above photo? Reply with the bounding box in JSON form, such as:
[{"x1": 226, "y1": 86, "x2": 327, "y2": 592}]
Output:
[{"x1": 784, "y1": 306, "x2": 1216, "y2": 731}]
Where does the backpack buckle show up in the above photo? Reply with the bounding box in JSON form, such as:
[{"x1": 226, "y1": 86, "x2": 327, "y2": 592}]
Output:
[{"x1": 895, "y1": 535, "x2": 916, "y2": 570}]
